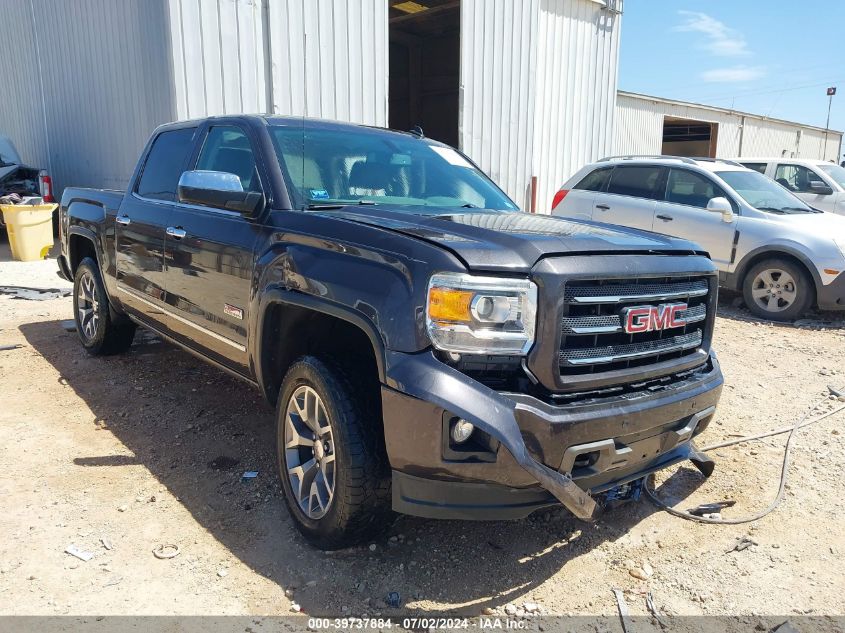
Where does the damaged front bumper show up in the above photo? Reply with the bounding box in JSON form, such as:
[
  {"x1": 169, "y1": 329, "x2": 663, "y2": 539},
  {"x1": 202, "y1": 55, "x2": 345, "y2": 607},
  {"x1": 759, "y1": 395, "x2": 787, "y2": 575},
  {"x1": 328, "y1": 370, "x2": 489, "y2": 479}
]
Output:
[{"x1": 382, "y1": 350, "x2": 723, "y2": 521}]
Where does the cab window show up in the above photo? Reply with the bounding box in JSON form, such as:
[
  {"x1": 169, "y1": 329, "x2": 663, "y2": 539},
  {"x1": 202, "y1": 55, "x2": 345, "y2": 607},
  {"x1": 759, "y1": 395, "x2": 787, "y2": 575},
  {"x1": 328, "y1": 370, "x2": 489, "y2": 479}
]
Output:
[
  {"x1": 195, "y1": 126, "x2": 262, "y2": 193},
  {"x1": 606, "y1": 166, "x2": 665, "y2": 200},
  {"x1": 136, "y1": 128, "x2": 196, "y2": 201},
  {"x1": 774, "y1": 164, "x2": 821, "y2": 193},
  {"x1": 741, "y1": 162, "x2": 767, "y2": 175},
  {"x1": 574, "y1": 167, "x2": 612, "y2": 192},
  {"x1": 665, "y1": 169, "x2": 730, "y2": 209}
]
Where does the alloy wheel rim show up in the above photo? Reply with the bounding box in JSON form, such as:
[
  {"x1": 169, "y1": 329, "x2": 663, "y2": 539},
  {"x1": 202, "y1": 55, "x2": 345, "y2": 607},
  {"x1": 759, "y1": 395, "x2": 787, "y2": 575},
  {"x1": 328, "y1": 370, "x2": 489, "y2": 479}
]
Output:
[
  {"x1": 750, "y1": 268, "x2": 797, "y2": 313},
  {"x1": 77, "y1": 271, "x2": 100, "y2": 341},
  {"x1": 284, "y1": 385, "x2": 336, "y2": 519}
]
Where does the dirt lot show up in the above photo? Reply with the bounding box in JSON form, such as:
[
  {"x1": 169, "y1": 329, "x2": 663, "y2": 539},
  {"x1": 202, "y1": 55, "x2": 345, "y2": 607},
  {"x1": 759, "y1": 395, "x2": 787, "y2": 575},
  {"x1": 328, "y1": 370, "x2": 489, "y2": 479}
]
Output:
[{"x1": 1, "y1": 242, "x2": 844, "y2": 624}]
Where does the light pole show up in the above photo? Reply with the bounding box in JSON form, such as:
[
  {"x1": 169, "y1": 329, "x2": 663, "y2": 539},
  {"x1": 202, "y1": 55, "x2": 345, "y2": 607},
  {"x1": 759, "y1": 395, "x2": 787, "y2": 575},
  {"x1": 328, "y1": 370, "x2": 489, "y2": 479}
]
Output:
[{"x1": 824, "y1": 87, "x2": 836, "y2": 160}]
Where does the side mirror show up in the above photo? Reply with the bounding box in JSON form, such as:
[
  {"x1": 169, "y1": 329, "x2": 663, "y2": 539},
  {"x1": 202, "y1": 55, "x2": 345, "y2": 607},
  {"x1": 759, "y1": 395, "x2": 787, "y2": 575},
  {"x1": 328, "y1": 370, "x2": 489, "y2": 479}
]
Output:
[
  {"x1": 177, "y1": 170, "x2": 264, "y2": 217},
  {"x1": 706, "y1": 196, "x2": 734, "y2": 223},
  {"x1": 808, "y1": 180, "x2": 834, "y2": 195}
]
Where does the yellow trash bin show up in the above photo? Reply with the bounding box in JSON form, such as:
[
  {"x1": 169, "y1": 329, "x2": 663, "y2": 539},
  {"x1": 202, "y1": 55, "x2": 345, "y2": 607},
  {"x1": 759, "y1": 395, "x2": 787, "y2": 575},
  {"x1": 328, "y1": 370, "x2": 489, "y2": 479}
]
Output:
[{"x1": 1, "y1": 203, "x2": 57, "y2": 262}]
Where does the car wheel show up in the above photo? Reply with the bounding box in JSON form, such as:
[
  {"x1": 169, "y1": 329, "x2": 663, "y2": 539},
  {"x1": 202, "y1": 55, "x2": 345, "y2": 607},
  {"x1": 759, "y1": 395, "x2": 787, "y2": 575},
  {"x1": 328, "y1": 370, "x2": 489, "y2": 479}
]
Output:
[
  {"x1": 276, "y1": 356, "x2": 392, "y2": 550},
  {"x1": 742, "y1": 258, "x2": 813, "y2": 321},
  {"x1": 73, "y1": 257, "x2": 136, "y2": 355}
]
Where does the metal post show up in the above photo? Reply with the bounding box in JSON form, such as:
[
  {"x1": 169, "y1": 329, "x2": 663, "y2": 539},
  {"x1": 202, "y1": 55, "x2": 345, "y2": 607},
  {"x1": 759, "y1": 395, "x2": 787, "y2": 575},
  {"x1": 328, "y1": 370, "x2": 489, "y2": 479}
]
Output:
[{"x1": 824, "y1": 87, "x2": 836, "y2": 160}]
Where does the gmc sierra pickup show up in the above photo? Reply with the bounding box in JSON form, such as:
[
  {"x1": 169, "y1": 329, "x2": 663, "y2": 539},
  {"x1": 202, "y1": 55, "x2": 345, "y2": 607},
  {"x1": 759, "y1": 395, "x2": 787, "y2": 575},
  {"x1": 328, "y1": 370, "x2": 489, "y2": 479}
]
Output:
[{"x1": 58, "y1": 116, "x2": 723, "y2": 549}]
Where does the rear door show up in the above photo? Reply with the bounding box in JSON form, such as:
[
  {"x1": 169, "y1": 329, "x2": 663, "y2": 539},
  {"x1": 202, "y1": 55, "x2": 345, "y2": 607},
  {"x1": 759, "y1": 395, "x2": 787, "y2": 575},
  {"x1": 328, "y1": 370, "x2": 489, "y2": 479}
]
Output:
[
  {"x1": 163, "y1": 123, "x2": 264, "y2": 373},
  {"x1": 592, "y1": 165, "x2": 666, "y2": 231},
  {"x1": 115, "y1": 126, "x2": 196, "y2": 324},
  {"x1": 652, "y1": 168, "x2": 737, "y2": 269},
  {"x1": 774, "y1": 163, "x2": 836, "y2": 212}
]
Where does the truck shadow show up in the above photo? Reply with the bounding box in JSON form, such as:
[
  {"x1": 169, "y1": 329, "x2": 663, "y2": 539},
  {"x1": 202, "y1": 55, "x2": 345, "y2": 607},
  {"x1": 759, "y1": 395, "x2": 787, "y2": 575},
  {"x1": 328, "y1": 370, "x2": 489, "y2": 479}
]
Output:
[{"x1": 20, "y1": 318, "x2": 707, "y2": 615}]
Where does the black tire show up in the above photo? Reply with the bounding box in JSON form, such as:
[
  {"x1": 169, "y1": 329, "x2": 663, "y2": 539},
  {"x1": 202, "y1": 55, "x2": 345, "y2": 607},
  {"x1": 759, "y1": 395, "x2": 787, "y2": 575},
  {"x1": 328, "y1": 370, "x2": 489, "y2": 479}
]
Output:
[
  {"x1": 73, "y1": 257, "x2": 136, "y2": 355},
  {"x1": 275, "y1": 356, "x2": 392, "y2": 549},
  {"x1": 742, "y1": 258, "x2": 813, "y2": 321}
]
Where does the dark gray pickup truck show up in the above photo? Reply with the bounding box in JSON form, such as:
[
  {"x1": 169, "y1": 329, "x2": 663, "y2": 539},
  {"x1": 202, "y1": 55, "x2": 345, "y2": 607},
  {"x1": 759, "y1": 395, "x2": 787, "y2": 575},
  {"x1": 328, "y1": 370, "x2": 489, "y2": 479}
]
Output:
[{"x1": 58, "y1": 115, "x2": 723, "y2": 549}]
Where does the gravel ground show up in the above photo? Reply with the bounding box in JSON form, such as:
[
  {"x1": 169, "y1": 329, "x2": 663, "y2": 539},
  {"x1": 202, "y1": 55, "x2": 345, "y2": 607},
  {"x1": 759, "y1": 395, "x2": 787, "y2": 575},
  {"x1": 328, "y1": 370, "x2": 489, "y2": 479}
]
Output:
[{"x1": 1, "y1": 240, "x2": 844, "y2": 625}]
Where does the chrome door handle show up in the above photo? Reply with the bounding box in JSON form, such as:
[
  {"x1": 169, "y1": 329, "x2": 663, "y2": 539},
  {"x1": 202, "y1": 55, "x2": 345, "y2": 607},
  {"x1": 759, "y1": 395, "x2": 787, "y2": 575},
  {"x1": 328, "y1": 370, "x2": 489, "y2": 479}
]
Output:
[
  {"x1": 115, "y1": 215, "x2": 131, "y2": 226},
  {"x1": 166, "y1": 226, "x2": 187, "y2": 239},
  {"x1": 595, "y1": 204, "x2": 610, "y2": 211},
  {"x1": 656, "y1": 214, "x2": 674, "y2": 222}
]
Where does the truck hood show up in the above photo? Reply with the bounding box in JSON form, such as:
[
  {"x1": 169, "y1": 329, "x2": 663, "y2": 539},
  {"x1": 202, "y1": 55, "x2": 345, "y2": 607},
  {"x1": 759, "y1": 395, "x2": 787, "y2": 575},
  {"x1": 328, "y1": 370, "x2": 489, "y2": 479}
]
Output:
[{"x1": 320, "y1": 207, "x2": 704, "y2": 271}]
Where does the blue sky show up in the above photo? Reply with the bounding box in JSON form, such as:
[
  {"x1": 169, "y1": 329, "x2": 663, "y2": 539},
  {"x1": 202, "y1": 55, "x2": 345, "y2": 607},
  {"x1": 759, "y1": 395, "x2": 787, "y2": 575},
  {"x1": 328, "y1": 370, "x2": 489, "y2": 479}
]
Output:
[{"x1": 619, "y1": 1, "x2": 845, "y2": 151}]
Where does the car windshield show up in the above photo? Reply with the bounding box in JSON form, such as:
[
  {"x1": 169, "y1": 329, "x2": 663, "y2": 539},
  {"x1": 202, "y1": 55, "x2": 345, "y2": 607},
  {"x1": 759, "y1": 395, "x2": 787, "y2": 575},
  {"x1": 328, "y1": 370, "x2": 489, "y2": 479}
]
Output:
[
  {"x1": 270, "y1": 126, "x2": 518, "y2": 212},
  {"x1": 819, "y1": 163, "x2": 845, "y2": 189},
  {"x1": 716, "y1": 170, "x2": 817, "y2": 214}
]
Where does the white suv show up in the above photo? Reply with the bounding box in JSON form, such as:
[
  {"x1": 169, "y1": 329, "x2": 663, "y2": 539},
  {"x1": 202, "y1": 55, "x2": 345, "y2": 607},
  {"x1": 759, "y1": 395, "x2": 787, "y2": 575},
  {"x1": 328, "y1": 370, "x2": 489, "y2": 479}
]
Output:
[
  {"x1": 736, "y1": 158, "x2": 845, "y2": 215},
  {"x1": 551, "y1": 155, "x2": 845, "y2": 320}
]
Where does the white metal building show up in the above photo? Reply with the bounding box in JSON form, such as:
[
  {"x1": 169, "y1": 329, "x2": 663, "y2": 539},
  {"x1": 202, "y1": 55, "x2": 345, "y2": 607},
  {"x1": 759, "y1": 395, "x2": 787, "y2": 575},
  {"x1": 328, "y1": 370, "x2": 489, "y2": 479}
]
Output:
[
  {"x1": 0, "y1": 0, "x2": 622, "y2": 211},
  {"x1": 615, "y1": 91, "x2": 843, "y2": 163}
]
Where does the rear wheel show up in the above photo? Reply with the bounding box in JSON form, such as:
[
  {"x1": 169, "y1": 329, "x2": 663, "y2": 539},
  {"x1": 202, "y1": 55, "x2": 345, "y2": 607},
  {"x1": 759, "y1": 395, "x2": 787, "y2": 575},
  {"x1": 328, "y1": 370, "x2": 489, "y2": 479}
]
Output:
[
  {"x1": 742, "y1": 258, "x2": 813, "y2": 321},
  {"x1": 276, "y1": 356, "x2": 392, "y2": 549},
  {"x1": 73, "y1": 257, "x2": 136, "y2": 355}
]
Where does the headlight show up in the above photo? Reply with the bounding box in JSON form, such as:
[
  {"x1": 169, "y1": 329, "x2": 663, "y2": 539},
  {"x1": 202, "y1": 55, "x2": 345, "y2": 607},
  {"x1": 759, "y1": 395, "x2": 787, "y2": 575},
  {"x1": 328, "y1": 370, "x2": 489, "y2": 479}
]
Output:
[
  {"x1": 834, "y1": 237, "x2": 845, "y2": 260},
  {"x1": 426, "y1": 272, "x2": 537, "y2": 355}
]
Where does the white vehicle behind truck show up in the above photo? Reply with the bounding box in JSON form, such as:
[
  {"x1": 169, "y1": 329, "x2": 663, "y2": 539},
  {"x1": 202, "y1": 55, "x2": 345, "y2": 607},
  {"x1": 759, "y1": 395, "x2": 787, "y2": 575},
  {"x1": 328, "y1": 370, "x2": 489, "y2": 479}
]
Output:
[
  {"x1": 552, "y1": 156, "x2": 845, "y2": 321},
  {"x1": 737, "y1": 158, "x2": 845, "y2": 215}
]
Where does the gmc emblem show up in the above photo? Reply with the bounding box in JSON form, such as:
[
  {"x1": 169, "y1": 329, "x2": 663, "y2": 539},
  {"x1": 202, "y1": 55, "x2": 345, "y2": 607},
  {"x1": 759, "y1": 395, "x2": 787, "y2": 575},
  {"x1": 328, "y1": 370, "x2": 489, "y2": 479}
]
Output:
[{"x1": 622, "y1": 303, "x2": 688, "y2": 334}]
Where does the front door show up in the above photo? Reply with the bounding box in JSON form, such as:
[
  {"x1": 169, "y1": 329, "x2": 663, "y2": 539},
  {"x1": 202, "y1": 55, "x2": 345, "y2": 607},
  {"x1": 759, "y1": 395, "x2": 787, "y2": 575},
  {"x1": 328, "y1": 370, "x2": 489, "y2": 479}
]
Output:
[
  {"x1": 115, "y1": 127, "x2": 196, "y2": 324},
  {"x1": 652, "y1": 168, "x2": 737, "y2": 269},
  {"x1": 163, "y1": 124, "x2": 263, "y2": 373},
  {"x1": 593, "y1": 165, "x2": 666, "y2": 231}
]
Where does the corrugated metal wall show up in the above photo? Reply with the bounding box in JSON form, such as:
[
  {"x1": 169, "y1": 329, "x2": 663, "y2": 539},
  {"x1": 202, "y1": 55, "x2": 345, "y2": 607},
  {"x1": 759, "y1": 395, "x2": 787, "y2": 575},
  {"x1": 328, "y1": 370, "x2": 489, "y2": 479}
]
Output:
[
  {"x1": 0, "y1": 1, "x2": 50, "y2": 174},
  {"x1": 268, "y1": 0, "x2": 389, "y2": 125},
  {"x1": 168, "y1": 0, "x2": 269, "y2": 119},
  {"x1": 615, "y1": 92, "x2": 843, "y2": 162},
  {"x1": 460, "y1": 0, "x2": 622, "y2": 212},
  {"x1": 0, "y1": 0, "x2": 175, "y2": 193},
  {"x1": 459, "y1": 0, "x2": 540, "y2": 209},
  {"x1": 532, "y1": 0, "x2": 621, "y2": 213}
]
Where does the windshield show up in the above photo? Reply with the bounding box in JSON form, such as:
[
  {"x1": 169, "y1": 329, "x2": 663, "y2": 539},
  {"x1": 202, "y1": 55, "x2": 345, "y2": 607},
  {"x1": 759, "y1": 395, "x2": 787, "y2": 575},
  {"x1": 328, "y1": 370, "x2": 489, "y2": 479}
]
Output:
[
  {"x1": 819, "y1": 163, "x2": 845, "y2": 189},
  {"x1": 716, "y1": 170, "x2": 816, "y2": 214},
  {"x1": 270, "y1": 126, "x2": 518, "y2": 212}
]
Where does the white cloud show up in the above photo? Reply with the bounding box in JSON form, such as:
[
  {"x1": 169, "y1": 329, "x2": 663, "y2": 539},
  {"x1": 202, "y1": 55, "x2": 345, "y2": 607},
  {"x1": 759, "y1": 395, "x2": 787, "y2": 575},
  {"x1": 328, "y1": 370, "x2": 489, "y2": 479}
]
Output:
[
  {"x1": 700, "y1": 66, "x2": 766, "y2": 83},
  {"x1": 675, "y1": 10, "x2": 750, "y2": 57}
]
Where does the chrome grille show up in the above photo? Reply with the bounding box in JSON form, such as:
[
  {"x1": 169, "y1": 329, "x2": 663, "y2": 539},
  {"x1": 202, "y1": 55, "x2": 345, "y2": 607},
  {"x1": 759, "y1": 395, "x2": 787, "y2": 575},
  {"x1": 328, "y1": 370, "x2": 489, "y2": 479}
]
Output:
[
  {"x1": 562, "y1": 303, "x2": 706, "y2": 335},
  {"x1": 559, "y1": 276, "x2": 711, "y2": 376}
]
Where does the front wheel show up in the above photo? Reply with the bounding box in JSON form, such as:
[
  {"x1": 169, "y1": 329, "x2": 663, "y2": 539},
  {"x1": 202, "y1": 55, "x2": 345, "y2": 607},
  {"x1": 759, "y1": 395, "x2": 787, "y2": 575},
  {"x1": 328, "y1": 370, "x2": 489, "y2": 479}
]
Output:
[
  {"x1": 742, "y1": 258, "x2": 813, "y2": 321},
  {"x1": 73, "y1": 257, "x2": 136, "y2": 355},
  {"x1": 276, "y1": 356, "x2": 392, "y2": 550}
]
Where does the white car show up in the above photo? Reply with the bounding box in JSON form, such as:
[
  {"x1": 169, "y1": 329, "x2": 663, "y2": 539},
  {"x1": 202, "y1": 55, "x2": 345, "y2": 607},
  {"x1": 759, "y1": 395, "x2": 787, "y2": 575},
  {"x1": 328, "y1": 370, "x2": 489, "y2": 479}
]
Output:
[
  {"x1": 551, "y1": 155, "x2": 845, "y2": 320},
  {"x1": 737, "y1": 158, "x2": 845, "y2": 215}
]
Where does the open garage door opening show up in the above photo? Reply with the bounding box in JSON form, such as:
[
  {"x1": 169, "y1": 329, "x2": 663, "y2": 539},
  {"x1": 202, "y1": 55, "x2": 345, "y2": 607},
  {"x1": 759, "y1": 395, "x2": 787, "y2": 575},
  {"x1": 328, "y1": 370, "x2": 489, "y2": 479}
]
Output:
[
  {"x1": 388, "y1": 1, "x2": 460, "y2": 147},
  {"x1": 662, "y1": 117, "x2": 718, "y2": 158}
]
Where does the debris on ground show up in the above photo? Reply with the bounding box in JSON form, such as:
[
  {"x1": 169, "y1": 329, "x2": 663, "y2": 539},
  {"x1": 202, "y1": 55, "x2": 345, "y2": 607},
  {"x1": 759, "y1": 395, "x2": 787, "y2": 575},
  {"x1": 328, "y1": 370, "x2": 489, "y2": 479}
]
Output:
[
  {"x1": 687, "y1": 500, "x2": 736, "y2": 516},
  {"x1": 100, "y1": 537, "x2": 113, "y2": 551},
  {"x1": 612, "y1": 588, "x2": 632, "y2": 633},
  {"x1": 772, "y1": 622, "x2": 800, "y2": 633},
  {"x1": 64, "y1": 545, "x2": 94, "y2": 562},
  {"x1": 152, "y1": 544, "x2": 180, "y2": 560},
  {"x1": 290, "y1": 603, "x2": 301, "y2": 613},
  {"x1": 0, "y1": 343, "x2": 22, "y2": 351},
  {"x1": 0, "y1": 286, "x2": 72, "y2": 301},
  {"x1": 386, "y1": 591, "x2": 401, "y2": 608},
  {"x1": 645, "y1": 592, "x2": 668, "y2": 629},
  {"x1": 103, "y1": 576, "x2": 123, "y2": 588},
  {"x1": 242, "y1": 471, "x2": 259, "y2": 480},
  {"x1": 726, "y1": 537, "x2": 758, "y2": 553},
  {"x1": 59, "y1": 320, "x2": 76, "y2": 331}
]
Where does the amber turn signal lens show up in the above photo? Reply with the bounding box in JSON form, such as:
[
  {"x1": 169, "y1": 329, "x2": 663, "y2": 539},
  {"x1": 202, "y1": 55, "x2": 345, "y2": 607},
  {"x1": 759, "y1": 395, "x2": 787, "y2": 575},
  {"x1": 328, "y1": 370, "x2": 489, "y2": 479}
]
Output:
[{"x1": 428, "y1": 287, "x2": 473, "y2": 323}]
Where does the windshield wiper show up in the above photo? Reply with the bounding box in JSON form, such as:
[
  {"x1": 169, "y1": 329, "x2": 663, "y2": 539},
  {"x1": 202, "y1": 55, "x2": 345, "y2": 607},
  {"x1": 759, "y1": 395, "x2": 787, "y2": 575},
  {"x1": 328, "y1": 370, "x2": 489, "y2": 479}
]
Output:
[
  {"x1": 305, "y1": 200, "x2": 379, "y2": 210},
  {"x1": 756, "y1": 206, "x2": 787, "y2": 214}
]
